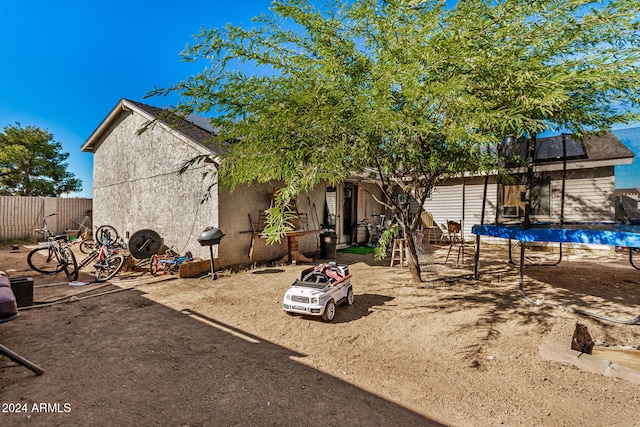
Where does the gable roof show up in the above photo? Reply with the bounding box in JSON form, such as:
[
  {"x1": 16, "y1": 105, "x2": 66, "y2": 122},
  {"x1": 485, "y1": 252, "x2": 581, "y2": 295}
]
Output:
[
  {"x1": 581, "y1": 132, "x2": 635, "y2": 163},
  {"x1": 81, "y1": 98, "x2": 220, "y2": 154},
  {"x1": 503, "y1": 132, "x2": 634, "y2": 172}
]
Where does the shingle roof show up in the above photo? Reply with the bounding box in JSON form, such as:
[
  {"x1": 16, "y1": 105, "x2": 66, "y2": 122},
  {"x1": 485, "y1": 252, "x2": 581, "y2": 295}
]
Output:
[
  {"x1": 581, "y1": 131, "x2": 635, "y2": 162},
  {"x1": 504, "y1": 132, "x2": 634, "y2": 166},
  {"x1": 82, "y1": 98, "x2": 222, "y2": 154},
  {"x1": 125, "y1": 99, "x2": 221, "y2": 153}
]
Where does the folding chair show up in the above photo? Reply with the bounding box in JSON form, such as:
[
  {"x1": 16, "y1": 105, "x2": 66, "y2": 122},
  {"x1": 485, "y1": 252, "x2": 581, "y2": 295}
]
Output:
[{"x1": 437, "y1": 223, "x2": 451, "y2": 244}]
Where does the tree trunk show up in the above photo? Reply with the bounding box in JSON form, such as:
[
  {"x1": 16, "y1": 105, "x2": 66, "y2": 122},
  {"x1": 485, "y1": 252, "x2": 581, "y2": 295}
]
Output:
[{"x1": 404, "y1": 231, "x2": 423, "y2": 284}]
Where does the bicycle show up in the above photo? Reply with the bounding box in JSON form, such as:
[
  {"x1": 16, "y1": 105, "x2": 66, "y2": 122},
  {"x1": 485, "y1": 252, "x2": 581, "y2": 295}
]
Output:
[
  {"x1": 94, "y1": 225, "x2": 119, "y2": 246},
  {"x1": 149, "y1": 248, "x2": 193, "y2": 276},
  {"x1": 74, "y1": 226, "x2": 126, "y2": 282},
  {"x1": 27, "y1": 213, "x2": 78, "y2": 281},
  {"x1": 68, "y1": 228, "x2": 96, "y2": 254}
]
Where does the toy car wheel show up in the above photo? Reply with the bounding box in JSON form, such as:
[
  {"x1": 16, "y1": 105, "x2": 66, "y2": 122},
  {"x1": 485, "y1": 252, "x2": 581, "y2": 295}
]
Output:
[
  {"x1": 322, "y1": 299, "x2": 336, "y2": 322},
  {"x1": 346, "y1": 287, "x2": 354, "y2": 305}
]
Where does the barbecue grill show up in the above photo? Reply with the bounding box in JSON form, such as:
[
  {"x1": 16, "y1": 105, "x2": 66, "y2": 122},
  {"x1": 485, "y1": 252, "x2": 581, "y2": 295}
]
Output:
[{"x1": 198, "y1": 227, "x2": 225, "y2": 279}]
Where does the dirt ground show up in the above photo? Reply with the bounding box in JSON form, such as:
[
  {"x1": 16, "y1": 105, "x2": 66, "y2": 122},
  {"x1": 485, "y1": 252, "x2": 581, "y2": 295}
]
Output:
[{"x1": 1, "y1": 241, "x2": 639, "y2": 426}]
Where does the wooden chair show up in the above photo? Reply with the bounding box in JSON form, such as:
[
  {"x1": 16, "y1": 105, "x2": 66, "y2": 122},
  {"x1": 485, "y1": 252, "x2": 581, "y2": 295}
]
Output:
[
  {"x1": 247, "y1": 210, "x2": 268, "y2": 260},
  {"x1": 445, "y1": 220, "x2": 465, "y2": 264},
  {"x1": 420, "y1": 211, "x2": 438, "y2": 244}
]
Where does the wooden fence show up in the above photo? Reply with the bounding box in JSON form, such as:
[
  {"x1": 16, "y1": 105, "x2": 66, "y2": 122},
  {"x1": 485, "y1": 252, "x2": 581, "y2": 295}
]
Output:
[{"x1": 0, "y1": 196, "x2": 93, "y2": 241}]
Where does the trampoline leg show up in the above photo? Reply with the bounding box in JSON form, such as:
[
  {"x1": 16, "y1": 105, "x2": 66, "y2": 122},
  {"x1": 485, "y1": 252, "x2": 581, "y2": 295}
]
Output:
[
  {"x1": 518, "y1": 242, "x2": 525, "y2": 295},
  {"x1": 550, "y1": 243, "x2": 563, "y2": 266},
  {"x1": 473, "y1": 235, "x2": 481, "y2": 279},
  {"x1": 511, "y1": 240, "x2": 563, "y2": 267},
  {"x1": 0, "y1": 343, "x2": 44, "y2": 375},
  {"x1": 572, "y1": 308, "x2": 640, "y2": 325},
  {"x1": 508, "y1": 239, "x2": 516, "y2": 265},
  {"x1": 630, "y1": 249, "x2": 640, "y2": 271},
  {"x1": 527, "y1": 242, "x2": 563, "y2": 267},
  {"x1": 518, "y1": 242, "x2": 542, "y2": 305}
]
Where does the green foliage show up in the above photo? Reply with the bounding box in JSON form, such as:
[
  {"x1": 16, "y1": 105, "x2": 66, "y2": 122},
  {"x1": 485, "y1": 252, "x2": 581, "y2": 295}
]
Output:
[
  {"x1": 374, "y1": 223, "x2": 402, "y2": 261},
  {"x1": 0, "y1": 123, "x2": 82, "y2": 196},
  {"x1": 262, "y1": 182, "x2": 300, "y2": 244},
  {"x1": 151, "y1": 0, "x2": 640, "y2": 262}
]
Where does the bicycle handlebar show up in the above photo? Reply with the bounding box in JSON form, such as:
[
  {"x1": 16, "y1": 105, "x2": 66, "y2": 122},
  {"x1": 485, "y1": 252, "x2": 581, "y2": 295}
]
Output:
[{"x1": 34, "y1": 227, "x2": 53, "y2": 237}]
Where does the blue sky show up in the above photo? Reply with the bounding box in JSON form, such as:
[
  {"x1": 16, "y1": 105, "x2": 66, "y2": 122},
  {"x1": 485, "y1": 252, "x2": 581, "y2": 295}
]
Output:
[
  {"x1": 612, "y1": 126, "x2": 640, "y2": 190},
  {"x1": 1, "y1": 1, "x2": 639, "y2": 198},
  {"x1": 0, "y1": 0, "x2": 273, "y2": 198}
]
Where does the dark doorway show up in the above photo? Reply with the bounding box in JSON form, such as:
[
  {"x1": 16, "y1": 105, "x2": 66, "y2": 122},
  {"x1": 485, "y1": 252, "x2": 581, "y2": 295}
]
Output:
[
  {"x1": 325, "y1": 186, "x2": 337, "y2": 229},
  {"x1": 342, "y1": 183, "x2": 357, "y2": 243}
]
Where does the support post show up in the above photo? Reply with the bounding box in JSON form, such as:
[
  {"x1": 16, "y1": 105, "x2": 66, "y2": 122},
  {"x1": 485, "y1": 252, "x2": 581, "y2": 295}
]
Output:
[
  {"x1": 523, "y1": 133, "x2": 536, "y2": 229},
  {"x1": 474, "y1": 175, "x2": 489, "y2": 279},
  {"x1": 209, "y1": 245, "x2": 217, "y2": 280},
  {"x1": 0, "y1": 343, "x2": 44, "y2": 375}
]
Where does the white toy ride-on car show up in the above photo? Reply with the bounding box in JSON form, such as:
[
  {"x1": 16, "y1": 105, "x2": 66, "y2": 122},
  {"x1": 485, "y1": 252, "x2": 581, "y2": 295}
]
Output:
[{"x1": 282, "y1": 262, "x2": 354, "y2": 322}]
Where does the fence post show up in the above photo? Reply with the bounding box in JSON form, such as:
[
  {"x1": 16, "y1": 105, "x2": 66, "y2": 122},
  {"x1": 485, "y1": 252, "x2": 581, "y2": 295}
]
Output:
[{"x1": 44, "y1": 197, "x2": 58, "y2": 233}]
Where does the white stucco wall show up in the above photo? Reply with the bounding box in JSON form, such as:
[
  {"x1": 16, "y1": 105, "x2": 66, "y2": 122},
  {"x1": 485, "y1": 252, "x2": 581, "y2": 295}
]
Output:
[
  {"x1": 218, "y1": 182, "x2": 328, "y2": 266},
  {"x1": 91, "y1": 110, "x2": 219, "y2": 261},
  {"x1": 89, "y1": 106, "x2": 390, "y2": 267},
  {"x1": 90, "y1": 109, "x2": 345, "y2": 266}
]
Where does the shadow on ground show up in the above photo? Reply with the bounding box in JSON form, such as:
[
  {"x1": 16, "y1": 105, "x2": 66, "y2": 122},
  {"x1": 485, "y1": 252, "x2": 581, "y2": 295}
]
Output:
[{"x1": 0, "y1": 289, "x2": 442, "y2": 426}]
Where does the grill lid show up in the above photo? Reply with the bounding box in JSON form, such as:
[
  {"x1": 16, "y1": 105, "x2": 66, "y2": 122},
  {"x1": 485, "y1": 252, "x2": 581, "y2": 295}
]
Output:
[{"x1": 198, "y1": 227, "x2": 225, "y2": 246}]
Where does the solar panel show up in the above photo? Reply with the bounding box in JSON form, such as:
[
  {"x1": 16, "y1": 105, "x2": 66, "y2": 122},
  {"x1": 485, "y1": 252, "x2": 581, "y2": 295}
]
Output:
[
  {"x1": 501, "y1": 134, "x2": 587, "y2": 165},
  {"x1": 185, "y1": 114, "x2": 216, "y2": 133},
  {"x1": 535, "y1": 135, "x2": 586, "y2": 162}
]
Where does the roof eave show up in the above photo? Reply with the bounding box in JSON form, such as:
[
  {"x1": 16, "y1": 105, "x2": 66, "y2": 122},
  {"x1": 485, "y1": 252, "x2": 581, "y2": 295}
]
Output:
[
  {"x1": 81, "y1": 98, "x2": 217, "y2": 157},
  {"x1": 81, "y1": 99, "x2": 152, "y2": 153}
]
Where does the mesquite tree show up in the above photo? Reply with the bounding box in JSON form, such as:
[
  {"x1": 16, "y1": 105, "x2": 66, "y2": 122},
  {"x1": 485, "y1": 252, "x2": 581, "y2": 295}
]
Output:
[
  {"x1": 0, "y1": 123, "x2": 82, "y2": 196},
  {"x1": 152, "y1": 0, "x2": 640, "y2": 284}
]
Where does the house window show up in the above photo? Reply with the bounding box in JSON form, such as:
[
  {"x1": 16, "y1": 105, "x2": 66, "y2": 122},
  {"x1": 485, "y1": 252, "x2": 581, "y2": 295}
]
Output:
[
  {"x1": 503, "y1": 184, "x2": 526, "y2": 217},
  {"x1": 502, "y1": 175, "x2": 550, "y2": 217},
  {"x1": 531, "y1": 176, "x2": 550, "y2": 216}
]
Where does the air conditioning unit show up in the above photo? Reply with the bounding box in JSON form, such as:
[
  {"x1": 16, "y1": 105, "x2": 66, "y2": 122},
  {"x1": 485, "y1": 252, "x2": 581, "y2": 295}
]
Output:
[{"x1": 501, "y1": 205, "x2": 521, "y2": 218}]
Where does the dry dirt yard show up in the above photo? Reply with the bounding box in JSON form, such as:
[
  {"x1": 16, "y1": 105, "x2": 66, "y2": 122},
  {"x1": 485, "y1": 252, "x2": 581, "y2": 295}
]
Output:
[{"x1": 1, "y1": 242, "x2": 639, "y2": 426}]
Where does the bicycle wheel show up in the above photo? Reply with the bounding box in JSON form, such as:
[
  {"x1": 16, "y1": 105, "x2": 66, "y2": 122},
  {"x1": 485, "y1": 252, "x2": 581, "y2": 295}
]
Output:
[
  {"x1": 27, "y1": 246, "x2": 65, "y2": 274},
  {"x1": 166, "y1": 261, "x2": 180, "y2": 274},
  {"x1": 61, "y1": 247, "x2": 79, "y2": 281},
  {"x1": 95, "y1": 225, "x2": 118, "y2": 245},
  {"x1": 79, "y1": 239, "x2": 95, "y2": 254},
  {"x1": 95, "y1": 254, "x2": 125, "y2": 282},
  {"x1": 149, "y1": 254, "x2": 159, "y2": 276}
]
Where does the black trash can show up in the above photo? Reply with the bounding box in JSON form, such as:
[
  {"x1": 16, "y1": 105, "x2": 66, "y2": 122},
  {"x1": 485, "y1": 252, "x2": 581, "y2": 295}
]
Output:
[
  {"x1": 320, "y1": 232, "x2": 337, "y2": 259},
  {"x1": 9, "y1": 277, "x2": 33, "y2": 308}
]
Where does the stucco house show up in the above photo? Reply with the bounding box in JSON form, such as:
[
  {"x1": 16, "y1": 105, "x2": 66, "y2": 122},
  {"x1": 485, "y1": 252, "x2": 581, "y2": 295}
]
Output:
[
  {"x1": 81, "y1": 98, "x2": 384, "y2": 267},
  {"x1": 84, "y1": 98, "x2": 635, "y2": 264},
  {"x1": 423, "y1": 131, "x2": 636, "y2": 242}
]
